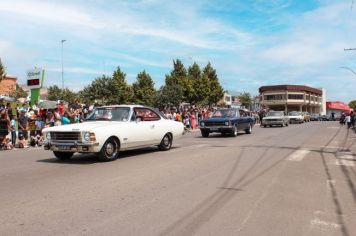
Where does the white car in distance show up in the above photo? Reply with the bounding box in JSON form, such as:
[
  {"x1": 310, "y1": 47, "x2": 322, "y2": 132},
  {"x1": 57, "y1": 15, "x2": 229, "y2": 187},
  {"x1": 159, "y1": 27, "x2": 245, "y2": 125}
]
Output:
[
  {"x1": 43, "y1": 105, "x2": 184, "y2": 161},
  {"x1": 288, "y1": 111, "x2": 304, "y2": 124}
]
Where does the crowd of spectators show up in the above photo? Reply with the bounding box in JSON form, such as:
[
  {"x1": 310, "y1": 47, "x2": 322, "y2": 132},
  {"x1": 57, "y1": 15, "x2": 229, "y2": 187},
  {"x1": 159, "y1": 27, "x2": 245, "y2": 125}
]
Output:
[{"x1": 0, "y1": 99, "x2": 91, "y2": 151}]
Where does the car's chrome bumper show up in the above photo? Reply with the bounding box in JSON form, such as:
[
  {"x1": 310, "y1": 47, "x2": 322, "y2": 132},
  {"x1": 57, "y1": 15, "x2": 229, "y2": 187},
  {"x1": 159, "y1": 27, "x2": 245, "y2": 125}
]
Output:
[
  {"x1": 263, "y1": 120, "x2": 284, "y2": 125},
  {"x1": 44, "y1": 140, "x2": 100, "y2": 152},
  {"x1": 200, "y1": 126, "x2": 233, "y2": 132}
]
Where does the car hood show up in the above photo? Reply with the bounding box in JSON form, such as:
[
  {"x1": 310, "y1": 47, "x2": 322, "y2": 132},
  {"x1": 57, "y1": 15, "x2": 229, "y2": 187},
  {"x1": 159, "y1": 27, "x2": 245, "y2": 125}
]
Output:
[
  {"x1": 288, "y1": 115, "x2": 303, "y2": 119},
  {"x1": 42, "y1": 121, "x2": 127, "y2": 133},
  {"x1": 203, "y1": 117, "x2": 232, "y2": 122}
]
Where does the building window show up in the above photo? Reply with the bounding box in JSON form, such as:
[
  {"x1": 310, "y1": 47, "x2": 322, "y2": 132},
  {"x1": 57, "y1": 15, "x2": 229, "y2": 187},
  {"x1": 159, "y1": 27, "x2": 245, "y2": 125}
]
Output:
[
  {"x1": 288, "y1": 94, "x2": 304, "y2": 100},
  {"x1": 264, "y1": 94, "x2": 285, "y2": 100}
]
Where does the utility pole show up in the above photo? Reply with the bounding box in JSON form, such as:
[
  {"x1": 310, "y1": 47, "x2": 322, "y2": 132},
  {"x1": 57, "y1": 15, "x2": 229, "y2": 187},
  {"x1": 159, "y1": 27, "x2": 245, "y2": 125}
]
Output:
[{"x1": 61, "y1": 39, "x2": 66, "y2": 90}]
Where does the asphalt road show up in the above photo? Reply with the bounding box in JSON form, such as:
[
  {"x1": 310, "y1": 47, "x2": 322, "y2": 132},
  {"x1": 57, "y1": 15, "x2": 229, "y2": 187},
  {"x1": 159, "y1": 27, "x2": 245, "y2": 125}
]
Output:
[{"x1": 0, "y1": 122, "x2": 355, "y2": 236}]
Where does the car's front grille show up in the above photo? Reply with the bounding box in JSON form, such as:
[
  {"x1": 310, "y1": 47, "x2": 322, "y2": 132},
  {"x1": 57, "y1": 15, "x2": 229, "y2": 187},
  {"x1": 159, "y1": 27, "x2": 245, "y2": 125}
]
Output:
[
  {"x1": 205, "y1": 122, "x2": 225, "y2": 126},
  {"x1": 51, "y1": 132, "x2": 81, "y2": 141},
  {"x1": 266, "y1": 119, "x2": 280, "y2": 122}
]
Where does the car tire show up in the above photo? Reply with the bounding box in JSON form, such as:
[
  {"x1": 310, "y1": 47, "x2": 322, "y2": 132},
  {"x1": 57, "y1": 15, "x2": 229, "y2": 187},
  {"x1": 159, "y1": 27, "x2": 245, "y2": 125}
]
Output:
[
  {"x1": 263, "y1": 125, "x2": 267, "y2": 128},
  {"x1": 53, "y1": 151, "x2": 73, "y2": 160},
  {"x1": 158, "y1": 133, "x2": 172, "y2": 151},
  {"x1": 231, "y1": 125, "x2": 238, "y2": 137},
  {"x1": 97, "y1": 137, "x2": 120, "y2": 162},
  {"x1": 201, "y1": 130, "x2": 209, "y2": 138},
  {"x1": 245, "y1": 124, "x2": 252, "y2": 134}
]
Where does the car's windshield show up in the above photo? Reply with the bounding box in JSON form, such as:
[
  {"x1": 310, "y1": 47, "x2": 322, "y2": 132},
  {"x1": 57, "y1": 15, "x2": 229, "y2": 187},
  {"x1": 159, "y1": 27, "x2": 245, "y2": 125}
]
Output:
[
  {"x1": 288, "y1": 111, "x2": 301, "y2": 116},
  {"x1": 267, "y1": 111, "x2": 284, "y2": 117},
  {"x1": 86, "y1": 107, "x2": 131, "y2": 121},
  {"x1": 212, "y1": 109, "x2": 236, "y2": 118}
]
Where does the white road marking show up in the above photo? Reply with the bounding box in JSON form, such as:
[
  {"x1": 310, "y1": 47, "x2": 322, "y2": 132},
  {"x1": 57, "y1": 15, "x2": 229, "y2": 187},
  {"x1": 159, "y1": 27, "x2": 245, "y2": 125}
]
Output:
[
  {"x1": 287, "y1": 150, "x2": 310, "y2": 161},
  {"x1": 335, "y1": 152, "x2": 355, "y2": 167},
  {"x1": 311, "y1": 218, "x2": 340, "y2": 229}
]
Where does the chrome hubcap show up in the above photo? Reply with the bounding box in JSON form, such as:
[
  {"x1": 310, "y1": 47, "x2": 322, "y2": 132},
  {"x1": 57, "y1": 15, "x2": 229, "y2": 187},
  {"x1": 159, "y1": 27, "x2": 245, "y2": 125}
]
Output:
[
  {"x1": 163, "y1": 136, "x2": 170, "y2": 146},
  {"x1": 106, "y1": 143, "x2": 115, "y2": 155}
]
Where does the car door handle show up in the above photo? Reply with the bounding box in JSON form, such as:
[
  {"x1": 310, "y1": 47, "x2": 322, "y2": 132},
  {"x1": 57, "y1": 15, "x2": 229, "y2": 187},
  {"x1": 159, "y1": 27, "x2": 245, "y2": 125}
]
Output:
[{"x1": 150, "y1": 125, "x2": 155, "y2": 129}]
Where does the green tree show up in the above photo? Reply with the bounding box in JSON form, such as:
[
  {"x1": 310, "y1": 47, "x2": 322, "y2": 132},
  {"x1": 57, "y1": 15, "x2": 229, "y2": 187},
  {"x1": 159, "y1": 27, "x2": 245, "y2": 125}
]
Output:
[
  {"x1": 238, "y1": 92, "x2": 252, "y2": 109},
  {"x1": 155, "y1": 84, "x2": 184, "y2": 109},
  {"x1": 9, "y1": 84, "x2": 28, "y2": 99},
  {"x1": 47, "y1": 85, "x2": 63, "y2": 101},
  {"x1": 48, "y1": 85, "x2": 78, "y2": 104},
  {"x1": 165, "y1": 59, "x2": 193, "y2": 102},
  {"x1": 203, "y1": 62, "x2": 224, "y2": 105},
  {"x1": 112, "y1": 67, "x2": 133, "y2": 104},
  {"x1": 187, "y1": 62, "x2": 201, "y2": 103},
  {"x1": 79, "y1": 75, "x2": 116, "y2": 105},
  {"x1": 132, "y1": 71, "x2": 156, "y2": 106},
  {"x1": 0, "y1": 58, "x2": 6, "y2": 82},
  {"x1": 349, "y1": 100, "x2": 356, "y2": 110}
]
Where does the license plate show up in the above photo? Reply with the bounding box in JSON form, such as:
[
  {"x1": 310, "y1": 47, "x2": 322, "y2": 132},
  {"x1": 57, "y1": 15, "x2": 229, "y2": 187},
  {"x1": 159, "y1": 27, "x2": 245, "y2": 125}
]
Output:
[
  {"x1": 210, "y1": 128, "x2": 218, "y2": 131},
  {"x1": 58, "y1": 145, "x2": 71, "y2": 150}
]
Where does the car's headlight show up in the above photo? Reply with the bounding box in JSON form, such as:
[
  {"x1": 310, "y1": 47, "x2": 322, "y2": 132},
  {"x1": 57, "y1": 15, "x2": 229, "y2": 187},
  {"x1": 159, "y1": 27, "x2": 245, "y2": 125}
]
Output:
[
  {"x1": 225, "y1": 121, "x2": 229, "y2": 126},
  {"x1": 201, "y1": 122, "x2": 205, "y2": 127},
  {"x1": 46, "y1": 132, "x2": 51, "y2": 140},
  {"x1": 83, "y1": 132, "x2": 91, "y2": 141}
]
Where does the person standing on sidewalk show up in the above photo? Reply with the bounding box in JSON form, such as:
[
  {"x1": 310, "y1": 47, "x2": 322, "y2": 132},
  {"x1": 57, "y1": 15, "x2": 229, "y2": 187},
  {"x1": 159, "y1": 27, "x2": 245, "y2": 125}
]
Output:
[
  {"x1": 350, "y1": 111, "x2": 355, "y2": 129},
  {"x1": 18, "y1": 110, "x2": 29, "y2": 141},
  {"x1": 345, "y1": 113, "x2": 351, "y2": 129},
  {"x1": 10, "y1": 115, "x2": 17, "y2": 147}
]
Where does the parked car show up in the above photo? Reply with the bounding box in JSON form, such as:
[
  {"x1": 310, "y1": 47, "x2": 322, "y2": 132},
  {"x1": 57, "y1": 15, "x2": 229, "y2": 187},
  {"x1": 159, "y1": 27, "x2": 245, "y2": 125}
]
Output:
[
  {"x1": 302, "y1": 112, "x2": 311, "y2": 122},
  {"x1": 262, "y1": 111, "x2": 289, "y2": 127},
  {"x1": 321, "y1": 115, "x2": 331, "y2": 121},
  {"x1": 199, "y1": 108, "x2": 255, "y2": 137},
  {"x1": 310, "y1": 113, "x2": 321, "y2": 121},
  {"x1": 288, "y1": 111, "x2": 304, "y2": 124},
  {"x1": 43, "y1": 105, "x2": 184, "y2": 161}
]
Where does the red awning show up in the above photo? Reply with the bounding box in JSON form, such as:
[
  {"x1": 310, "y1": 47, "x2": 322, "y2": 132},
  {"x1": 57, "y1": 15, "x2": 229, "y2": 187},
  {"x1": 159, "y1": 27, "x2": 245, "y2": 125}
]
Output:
[{"x1": 326, "y1": 102, "x2": 352, "y2": 112}]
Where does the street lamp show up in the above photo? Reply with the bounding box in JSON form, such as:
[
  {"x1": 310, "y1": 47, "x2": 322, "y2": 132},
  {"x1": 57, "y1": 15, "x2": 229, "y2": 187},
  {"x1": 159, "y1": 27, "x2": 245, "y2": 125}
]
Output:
[
  {"x1": 340, "y1": 66, "x2": 356, "y2": 76},
  {"x1": 61, "y1": 39, "x2": 66, "y2": 90}
]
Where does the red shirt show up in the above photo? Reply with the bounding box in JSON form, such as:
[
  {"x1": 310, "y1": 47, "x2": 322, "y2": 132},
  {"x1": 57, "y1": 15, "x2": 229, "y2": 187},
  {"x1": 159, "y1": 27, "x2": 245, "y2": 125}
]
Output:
[{"x1": 58, "y1": 104, "x2": 65, "y2": 116}]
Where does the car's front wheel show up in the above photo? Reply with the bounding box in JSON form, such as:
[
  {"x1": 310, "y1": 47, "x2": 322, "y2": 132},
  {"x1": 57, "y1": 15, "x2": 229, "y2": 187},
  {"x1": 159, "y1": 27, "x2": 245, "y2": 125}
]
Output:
[
  {"x1": 201, "y1": 130, "x2": 209, "y2": 138},
  {"x1": 97, "y1": 137, "x2": 120, "y2": 161},
  {"x1": 245, "y1": 124, "x2": 252, "y2": 134},
  {"x1": 231, "y1": 125, "x2": 238, "y2": 137},
  {"x1": 158, "y1": 133, "x2": 172, "y2": 151},
  {"x1": 53, "y1": 151, "x2": 73, "y2": 160}
]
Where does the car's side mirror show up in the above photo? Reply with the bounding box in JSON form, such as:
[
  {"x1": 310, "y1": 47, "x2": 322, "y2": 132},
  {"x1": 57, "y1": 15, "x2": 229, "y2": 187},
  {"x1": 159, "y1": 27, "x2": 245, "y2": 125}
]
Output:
[{"x1": 136, "y1": 116, "x2": 143, "y2": 122}]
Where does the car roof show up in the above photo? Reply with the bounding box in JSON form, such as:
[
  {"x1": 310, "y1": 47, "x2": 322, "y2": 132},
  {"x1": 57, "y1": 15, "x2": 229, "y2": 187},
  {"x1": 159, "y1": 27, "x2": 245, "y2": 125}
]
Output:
[{"x1": 100, "y1": 104, "x2": 145, "y2": 108}]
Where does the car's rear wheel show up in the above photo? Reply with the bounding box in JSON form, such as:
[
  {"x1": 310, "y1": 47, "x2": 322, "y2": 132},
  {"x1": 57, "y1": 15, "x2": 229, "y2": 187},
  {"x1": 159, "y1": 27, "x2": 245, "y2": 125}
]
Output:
[
  {"x1": 97, "y1": 137, "x2": 120, "y2": 161},
  {"x1": 201, "y1": 130, "x2": 209, "y2": 138},
  {"x1": 158, "y1": 133, "x2": 172, "y2": 151},
  {"x1": 245, "y1": 124, "x2": 252, "y2": 134},
  {"x1": 53, "y1": 151, "x2": 73, "y2": 160}
]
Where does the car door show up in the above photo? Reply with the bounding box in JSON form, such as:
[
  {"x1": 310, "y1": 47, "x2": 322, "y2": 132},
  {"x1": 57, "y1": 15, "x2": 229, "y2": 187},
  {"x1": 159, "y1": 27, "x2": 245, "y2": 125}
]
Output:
[
  {"x1": 132, "y1": 107, "x2": 163, "y2": 146},
  {"x1": 237, "y1": 110, "x2": 249, "y2": 130}
]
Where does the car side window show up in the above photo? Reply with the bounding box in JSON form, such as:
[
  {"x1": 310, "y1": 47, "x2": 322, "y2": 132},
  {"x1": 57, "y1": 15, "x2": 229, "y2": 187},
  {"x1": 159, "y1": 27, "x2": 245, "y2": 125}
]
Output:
[{"x1": 134, "y1": 108, "x2": 161, "y2": 121}]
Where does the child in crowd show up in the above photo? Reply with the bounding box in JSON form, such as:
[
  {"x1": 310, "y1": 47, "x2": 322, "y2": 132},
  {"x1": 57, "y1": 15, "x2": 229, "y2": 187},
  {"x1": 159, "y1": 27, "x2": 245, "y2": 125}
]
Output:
[
  {"x1": 4, "y1": 137, "x2": 13, "y2": 150},
  {"x1": 18, "y1": 133, "x2": 28, "y2": 148},
  {"x1": 30, "y1": 134, "x2": 43, "y2": 147},
  {"x1": 35, "y1": 116, "x2": 45, "y2": 136}
]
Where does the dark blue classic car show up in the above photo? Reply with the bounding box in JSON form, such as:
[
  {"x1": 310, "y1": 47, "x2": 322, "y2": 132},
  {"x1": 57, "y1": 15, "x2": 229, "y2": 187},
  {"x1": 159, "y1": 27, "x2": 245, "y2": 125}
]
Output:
[{"x1": 200, "y1": 108, "x2": 255, "y2": 137}]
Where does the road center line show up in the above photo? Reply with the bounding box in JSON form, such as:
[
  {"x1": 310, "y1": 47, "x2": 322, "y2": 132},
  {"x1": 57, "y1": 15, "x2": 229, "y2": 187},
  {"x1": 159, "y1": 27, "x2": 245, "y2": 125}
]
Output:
[{"x1": 287, "y1": 150, "x2": 310, "y2": 162}]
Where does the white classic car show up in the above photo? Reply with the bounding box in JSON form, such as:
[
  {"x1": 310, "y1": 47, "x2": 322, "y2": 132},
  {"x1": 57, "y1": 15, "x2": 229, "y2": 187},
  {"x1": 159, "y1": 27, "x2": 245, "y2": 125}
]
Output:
[
  {"x1": 288, "y1": 111, "x2": 304, "y2": 124},
  {"x1": 262, "y1": 111, "x2": 289, "y2": 127},
  {"x1": 43, "y1": 105, "x2": 185, "y2": 161}
]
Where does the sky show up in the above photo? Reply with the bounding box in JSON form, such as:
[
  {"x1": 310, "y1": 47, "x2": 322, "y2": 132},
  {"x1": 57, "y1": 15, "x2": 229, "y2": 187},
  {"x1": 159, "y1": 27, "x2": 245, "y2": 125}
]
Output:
[{"x1": 0, "y1": 0, "x2": 355, "y2": 102}]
